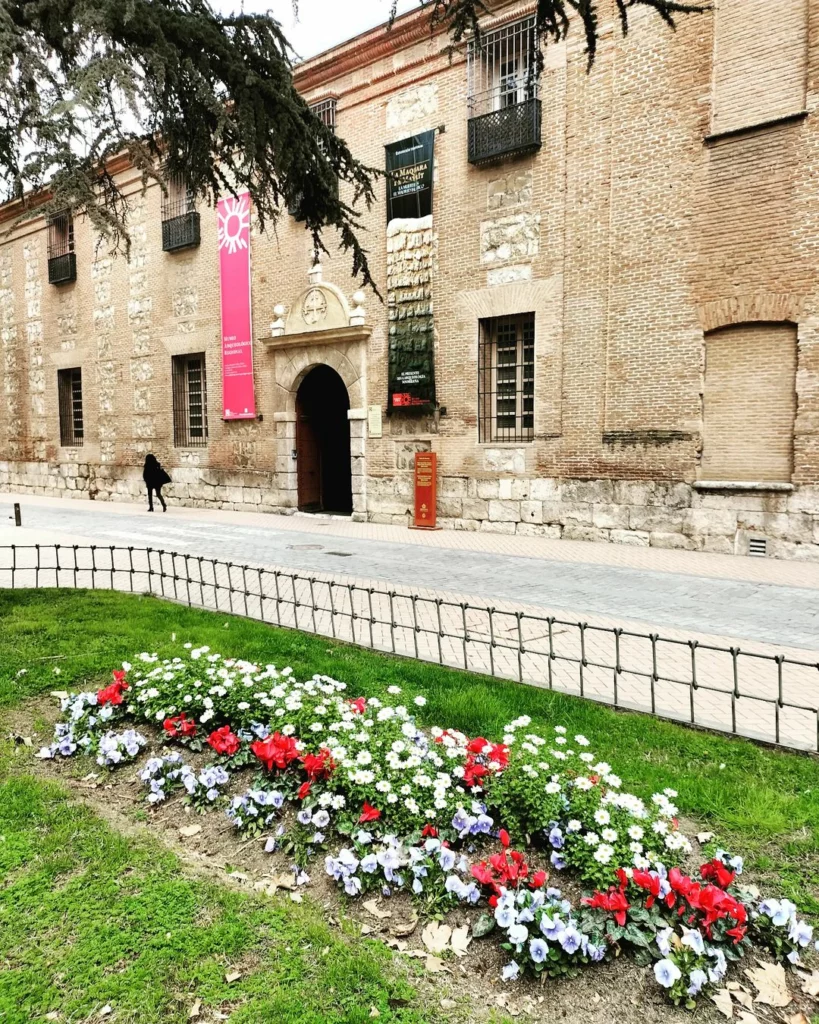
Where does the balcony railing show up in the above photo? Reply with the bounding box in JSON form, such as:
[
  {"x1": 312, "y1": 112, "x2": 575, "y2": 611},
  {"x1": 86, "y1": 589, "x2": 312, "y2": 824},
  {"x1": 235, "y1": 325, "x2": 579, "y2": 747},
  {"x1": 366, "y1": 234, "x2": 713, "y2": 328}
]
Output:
[
  {"x1": 162, "y1": 210, "x2": 201, "y2": 252},
  {"x1": 467, "y1": 90, "x2": 542, "y2": 166},
  {"x1": 47, "y1": 252, "x2": 77, "y2": 285}
]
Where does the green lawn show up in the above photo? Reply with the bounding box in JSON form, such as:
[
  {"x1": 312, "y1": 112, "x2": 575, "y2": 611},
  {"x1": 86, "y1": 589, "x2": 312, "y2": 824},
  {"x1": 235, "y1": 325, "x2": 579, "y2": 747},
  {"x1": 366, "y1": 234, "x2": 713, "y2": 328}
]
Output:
[{"x1": 1, "y1": 588, "x2": 818, "y2": 1021}]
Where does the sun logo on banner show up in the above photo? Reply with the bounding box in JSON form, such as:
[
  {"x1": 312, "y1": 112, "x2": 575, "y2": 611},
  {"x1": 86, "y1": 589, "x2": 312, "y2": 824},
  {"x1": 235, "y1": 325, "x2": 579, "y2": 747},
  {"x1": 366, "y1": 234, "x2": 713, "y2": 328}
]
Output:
[{"x1": 217, "y1": 194, "x2": 250, "y2": 255}]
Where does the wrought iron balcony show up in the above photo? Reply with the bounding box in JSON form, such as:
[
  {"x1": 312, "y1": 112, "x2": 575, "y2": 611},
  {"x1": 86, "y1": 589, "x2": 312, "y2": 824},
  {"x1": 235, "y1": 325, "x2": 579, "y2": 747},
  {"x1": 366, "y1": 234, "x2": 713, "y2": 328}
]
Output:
[
  {"x1": 467, "y1": 92, "x2": 542, "y2": 166},
  {"x1": 161, "y1": 210, "x2": 201, "y2": 252},
  {"x1": 47, "y1": 252, "x2": 76, "y2": 285}
]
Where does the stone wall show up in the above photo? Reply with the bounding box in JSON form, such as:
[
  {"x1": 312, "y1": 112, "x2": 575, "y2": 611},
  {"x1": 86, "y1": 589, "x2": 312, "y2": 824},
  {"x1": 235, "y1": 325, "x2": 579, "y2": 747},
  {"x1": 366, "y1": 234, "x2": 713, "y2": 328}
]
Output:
[{"x1": 3, "y1": 459, "x2": 817, "y2": 560}]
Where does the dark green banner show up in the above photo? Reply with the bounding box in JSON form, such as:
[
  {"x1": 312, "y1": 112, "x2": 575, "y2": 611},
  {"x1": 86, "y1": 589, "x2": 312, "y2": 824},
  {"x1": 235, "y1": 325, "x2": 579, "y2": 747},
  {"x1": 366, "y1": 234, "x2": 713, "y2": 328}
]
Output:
[{"x1": 386, "y1": 131, "x2": 435, "y2": 221}]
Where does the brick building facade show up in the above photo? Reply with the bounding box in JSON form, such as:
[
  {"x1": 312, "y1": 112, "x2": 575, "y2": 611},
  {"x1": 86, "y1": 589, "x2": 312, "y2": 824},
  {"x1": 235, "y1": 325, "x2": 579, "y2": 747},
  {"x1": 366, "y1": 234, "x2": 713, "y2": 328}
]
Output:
[{"x1": 1, "y1": 0, "x2": 818, "y2": 561}]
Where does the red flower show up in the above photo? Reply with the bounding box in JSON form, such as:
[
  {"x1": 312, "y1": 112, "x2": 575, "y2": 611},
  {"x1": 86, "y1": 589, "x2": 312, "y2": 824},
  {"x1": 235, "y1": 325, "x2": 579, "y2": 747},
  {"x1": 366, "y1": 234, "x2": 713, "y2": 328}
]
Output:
[
  {"x1": 498, "y1": 829, "x2": 510, "y2": 849},
  {"x1": 163, "y1": 713, "x2": 197, "y2": 738},
  {"x1": 466, "y1": 736, "x2": 490, "y2": 755},
  {"x1": 531, "y1": 870, "x2": 548, "y2": 889},
  {"x1": 301, "y1": 748, "x2": 336, "y2": 781},
  {"x1": 251, "y1": 732, "x2": 300, "y2": 772},
  {"x1": 632, "y1": 868, "x2": 662, "y2": 909},
  {"x1": 421, "y1": 824, "x2": 439, "y2": 838},
  {"x1": 207, "y1": 725, "x2": 241, "y2": 756},
  {"x1": 359, "y1": 802, "x2": 381, "y2": 824},
  {"x1": 726, "y1": 923, "x2": 747, "y2": 944},
  {"x1": 348, "y1": 697, "x2": 367, "y2": 715},
  {"x1": 97, "y1": 670, "x2": 129, "y2": 706},
  {"x1": 462, "y1": 758, "x2": 489, "y2": 788},
  {"x1": 582, "y1": 888, "x2": 631, "y2": 928},
  {"x1": 488, "y1": 743, "x2": 510, "y2": 769},
  {"x1": 297, "y1": 781, "x2": 312, "y2": 800},
  {"x1": 700, "y1": 858, "x2": 735, "y2": 890}
]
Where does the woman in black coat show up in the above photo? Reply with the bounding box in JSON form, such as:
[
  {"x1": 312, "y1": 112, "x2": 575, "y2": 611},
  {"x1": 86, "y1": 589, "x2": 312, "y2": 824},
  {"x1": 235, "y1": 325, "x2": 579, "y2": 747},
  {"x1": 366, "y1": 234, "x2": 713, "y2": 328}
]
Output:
[{"x1": 143, "y1": 454, "x2": 171, "y2": 512}]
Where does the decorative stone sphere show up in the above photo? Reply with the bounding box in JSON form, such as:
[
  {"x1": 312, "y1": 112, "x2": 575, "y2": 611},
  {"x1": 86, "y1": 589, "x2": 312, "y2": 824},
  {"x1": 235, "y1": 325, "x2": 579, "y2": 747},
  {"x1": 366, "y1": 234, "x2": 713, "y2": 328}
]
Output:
[
  {"x1": 274, "y1": 304, "x2": 286, "y2": 317},
  {"x1": 352, "y1": 291, "x2": 366, "y2": 306}
]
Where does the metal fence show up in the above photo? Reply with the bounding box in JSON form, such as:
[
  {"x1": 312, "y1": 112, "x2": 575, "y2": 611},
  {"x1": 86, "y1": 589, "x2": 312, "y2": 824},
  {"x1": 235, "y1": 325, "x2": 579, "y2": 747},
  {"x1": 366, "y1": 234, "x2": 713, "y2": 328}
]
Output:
[{"x1": 2, "y1": 543, "x2": 818, "y2": 754}]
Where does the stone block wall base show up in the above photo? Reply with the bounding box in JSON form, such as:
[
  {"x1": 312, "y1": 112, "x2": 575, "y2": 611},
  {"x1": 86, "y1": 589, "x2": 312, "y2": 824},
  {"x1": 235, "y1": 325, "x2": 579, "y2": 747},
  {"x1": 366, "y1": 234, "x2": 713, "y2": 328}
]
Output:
[
  {"x1": 368, "y1": 475, "x2": 819, "y2": 562},
  {"x1": 2, "y1": 461, "x2": 818, "y2": 562}
]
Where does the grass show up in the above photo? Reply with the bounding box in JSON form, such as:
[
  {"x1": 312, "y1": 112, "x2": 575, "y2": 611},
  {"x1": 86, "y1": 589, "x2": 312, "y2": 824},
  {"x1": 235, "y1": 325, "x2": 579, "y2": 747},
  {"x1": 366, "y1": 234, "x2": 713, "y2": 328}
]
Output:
[
  {"x1": 0, "y1": 587, "x2": 818, "y2": 1021},
  {"x1": 0, "y1": 771, "x2": 433, "y2": 1024}
]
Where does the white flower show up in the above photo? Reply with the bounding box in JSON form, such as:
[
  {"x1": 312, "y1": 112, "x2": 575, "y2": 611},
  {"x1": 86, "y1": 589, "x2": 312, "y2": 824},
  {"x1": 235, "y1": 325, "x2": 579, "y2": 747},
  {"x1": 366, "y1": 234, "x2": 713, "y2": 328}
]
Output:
[
  {"x1": 574, "y1": 735, "x2": 589, "y2": 746},
  {"x1": 414, "y1": 696, "x2": 427, "y2": 706},
  {"x1": 554, "y1": 726, "x2": 567, "y2": 734},
  {"x1": 593, "y1": 844, "x2": 614, "y2": 864},
  {"x1": 594, "y1": 809, "x2": 610, "y2": 826},
  {"x1": 601, "y1": 828, "x2": 618, "y2": 843},
  {"x1": 387, "y1": 686, "x2": 402, "y2": 695},
  {"x1": 628, "y1": 825, "x2": 644, "y2": 841}
]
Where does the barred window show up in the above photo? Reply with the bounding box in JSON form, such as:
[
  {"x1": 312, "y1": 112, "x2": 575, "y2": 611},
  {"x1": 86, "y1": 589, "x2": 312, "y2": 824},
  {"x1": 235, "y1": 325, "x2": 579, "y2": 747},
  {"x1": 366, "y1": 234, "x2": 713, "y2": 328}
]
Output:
[
  {"x1": 58, "y1": 367, "x2": 84, "y2": 447},
  {"x1": 172, "y1": 353, "x2": 208, "y2": 447},
  {"x1": 161, "y1": 174, "x2": 200, "y2": 251},
  {"x1": 47, "y1": 211, "x2": 77, "y2": 284},
  {"x1": 467, "y1": 16, "x2": 539, "y2": 117},
  {"x1": 310, "y1": 97, "x2": 337, "y2": 131},
  {"x1": 478, "y1": 313, "x2": 535, "y2": 443}
]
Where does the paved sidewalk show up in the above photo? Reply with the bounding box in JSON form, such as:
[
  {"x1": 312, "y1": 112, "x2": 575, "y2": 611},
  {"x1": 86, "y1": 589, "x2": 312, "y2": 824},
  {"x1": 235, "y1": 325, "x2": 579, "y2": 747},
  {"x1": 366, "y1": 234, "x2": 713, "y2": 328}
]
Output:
[{"x1": 1, "y1": 492, "x2": 817, "y2": 649}]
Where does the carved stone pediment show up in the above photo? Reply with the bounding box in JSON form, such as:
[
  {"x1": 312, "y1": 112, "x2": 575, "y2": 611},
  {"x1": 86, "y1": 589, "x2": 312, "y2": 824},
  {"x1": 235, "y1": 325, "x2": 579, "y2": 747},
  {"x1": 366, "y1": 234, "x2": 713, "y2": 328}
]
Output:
[{"x1": 263, "y1": 263, "x2": 367, "y2": 349}]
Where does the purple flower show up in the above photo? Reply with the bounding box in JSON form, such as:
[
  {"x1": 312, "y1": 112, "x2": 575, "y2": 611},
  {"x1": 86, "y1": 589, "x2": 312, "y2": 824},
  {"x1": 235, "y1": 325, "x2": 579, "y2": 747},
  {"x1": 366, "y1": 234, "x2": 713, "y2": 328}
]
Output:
[
  {"x1": 654, "y1": 959, "x2": 682, "y2": 989},
  {"x1": 548, "y1": 825, "x2": 564, "y2": 850},
  {"x1": 687, "y1": 969, "x2": 707, "y2": 996},
  {"x1": 501, "y1": 961, "x2": 520, "y2": 982},
  {"x1": 540, "y1": 914, "x2": 564, "y2": 942},
  {"x1": 559, "y1": 925, "x2": 582, "y2": 955},
  {"x1": 550, "y1": 851, "x2": 566, "y2": 871},
  {"x1": 529, "y1": 938, "x2": 548, "y2": 964},
  {"x1": 508, "y1": 923, "x2": 529, "y2": 946}
]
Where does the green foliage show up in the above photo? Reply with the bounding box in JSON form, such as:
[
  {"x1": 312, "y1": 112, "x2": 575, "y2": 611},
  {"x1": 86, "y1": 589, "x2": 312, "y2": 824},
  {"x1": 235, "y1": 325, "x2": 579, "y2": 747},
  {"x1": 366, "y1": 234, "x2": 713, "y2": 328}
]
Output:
[
  {"x1": 0, "y1": 770, "x2": 435, "y2": 1024},
  {"x1": 1, "y1": 587, "x2": 818, "y2": 913},
  {"x1": 0, "y1": 0, "x2": 378, "y2": 285}
]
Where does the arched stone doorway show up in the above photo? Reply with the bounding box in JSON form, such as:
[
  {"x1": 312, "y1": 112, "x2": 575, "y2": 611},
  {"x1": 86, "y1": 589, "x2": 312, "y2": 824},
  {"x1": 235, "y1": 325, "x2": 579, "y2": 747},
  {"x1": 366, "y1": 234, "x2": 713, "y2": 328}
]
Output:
[{"x1": 295, "y1": 365, "x2": 353, "y2": 514}]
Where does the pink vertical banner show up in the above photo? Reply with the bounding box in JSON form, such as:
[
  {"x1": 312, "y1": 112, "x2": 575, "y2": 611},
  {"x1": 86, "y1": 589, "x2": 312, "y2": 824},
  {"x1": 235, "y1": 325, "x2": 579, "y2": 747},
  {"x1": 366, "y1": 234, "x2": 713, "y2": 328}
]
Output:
[{"x1": 217, "y1": 191, "x2": 256, "y2": 419}]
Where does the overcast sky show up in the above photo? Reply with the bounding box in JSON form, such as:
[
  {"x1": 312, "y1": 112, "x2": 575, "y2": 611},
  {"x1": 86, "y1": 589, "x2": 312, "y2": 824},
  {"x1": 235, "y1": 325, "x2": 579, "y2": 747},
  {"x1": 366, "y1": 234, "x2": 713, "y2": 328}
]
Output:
[{"x1": 213, "y1": 1, "x2": 419, "y2": 61}]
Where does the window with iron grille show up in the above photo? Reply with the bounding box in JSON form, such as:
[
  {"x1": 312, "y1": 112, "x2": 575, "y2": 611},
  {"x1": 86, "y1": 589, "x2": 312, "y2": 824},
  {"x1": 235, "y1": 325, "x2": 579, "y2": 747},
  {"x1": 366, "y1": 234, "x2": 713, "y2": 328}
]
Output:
[
  {"x1": 58, "y1": 367, "x2": 84, "y2": 446},
  {"x1": 161, "y1": 174, "x2": 200, "y2": 251},
  {"x1": 466, "y1": 16, "x2": 542, "y2": 164},
  {"x1": 478, "y1": 313, "x2": 535, "y2": 442},
  {"x1": 289, "y1": 99, "x2": 338, "y2": 219},
  {"x1": 172, "y1": 353, "x2": 209, "y2": 447},
  {"x1": 310, "y1": 97, "x2": 337, "y2": 131},
  {"x1": 47, "y1": 212, "x2": 76, "y2": 284}
]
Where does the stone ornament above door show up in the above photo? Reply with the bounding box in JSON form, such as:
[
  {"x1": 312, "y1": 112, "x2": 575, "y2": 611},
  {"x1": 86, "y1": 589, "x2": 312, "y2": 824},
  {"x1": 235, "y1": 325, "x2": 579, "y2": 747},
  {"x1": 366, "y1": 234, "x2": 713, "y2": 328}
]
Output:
[{"x1": 262, "y1": 263, "x2": 370, "y2": 350}]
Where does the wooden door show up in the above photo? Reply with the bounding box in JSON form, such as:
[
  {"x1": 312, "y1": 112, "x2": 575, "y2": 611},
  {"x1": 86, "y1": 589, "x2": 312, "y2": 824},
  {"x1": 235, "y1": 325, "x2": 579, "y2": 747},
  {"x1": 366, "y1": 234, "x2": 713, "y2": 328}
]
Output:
[{"x1": 296, "y1": 393, "x2": 321, "y2": 510}]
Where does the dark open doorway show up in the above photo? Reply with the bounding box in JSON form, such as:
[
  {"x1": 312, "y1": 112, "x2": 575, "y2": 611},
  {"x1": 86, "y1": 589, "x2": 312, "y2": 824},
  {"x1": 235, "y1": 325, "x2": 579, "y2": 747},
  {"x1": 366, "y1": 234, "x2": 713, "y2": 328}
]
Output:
[{"x1": 296, "y1": 365, "x2": 353, "y2": 515}]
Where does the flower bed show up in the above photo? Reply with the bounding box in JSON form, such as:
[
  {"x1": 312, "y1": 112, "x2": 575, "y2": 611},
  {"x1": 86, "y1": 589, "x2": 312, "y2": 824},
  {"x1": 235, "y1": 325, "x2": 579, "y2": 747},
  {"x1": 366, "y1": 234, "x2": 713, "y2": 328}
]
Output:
[{"x1": 38, "y1": 646, "x2": 815, "y2": 1008}]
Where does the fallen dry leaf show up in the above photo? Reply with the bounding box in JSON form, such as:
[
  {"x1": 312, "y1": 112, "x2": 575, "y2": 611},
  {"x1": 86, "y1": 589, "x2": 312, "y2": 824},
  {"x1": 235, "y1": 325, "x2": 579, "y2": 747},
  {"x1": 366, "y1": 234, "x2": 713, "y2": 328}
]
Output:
[
  {"x1": 225, "y1": 971, "x2": 242, "y2": 984},
  {"x1": 45, "y1": 1014, "x2": 60, "y2": 1022},
  {"x1": 269, "y1": 872, "x2": 296, "y2": 892},
  {"x1": 711, "y1": 989, "x2": 734, "y2": 1019},
  {"x1": 731, "y1": 989, "x2": 754, "y2": 1009},
  {"x1": 362, "y1": 899, "x2": 392, "y2": 920},
  {"x1": 421, "y1": 921, "x2": 452, "y2": 955},
  {"x1": 440, "y1": 998, "x2": 456, "y2": 1010},
  {"x1": 737, "y1": 1015, "x2": 760, "y2": 1024},
  {"x1": 360, "y1": 923, "x2": 374, "y2": 935},
  {"x1": 98, "y1": 1008, "x2": 113, "y2": 1019},
  {"x1": 788, "y1": 1013, "x2": 811, "y2": 1024},
  {"x1": 179, "y1": 825, "x2": 202, "y2": 838},
  {"x1": 50, "y1": 690, "x2": 69, "y2": 700},
  {"x1": 386, "y1": 938, "x2": 407, "y2": 952},
  {"x1": 801, "y1": 970, "x2": 819, "y2": 998},
  {"x1": 188, "y1": 999, "x2": 202, "y2": 1020},
  {"x1": 450, "y1": 925, "x2": 471, "y2": 958},
  {"x1": 424, "y1": 955, "x2": 449, "y2": 974},
  {"x1": 745, "y1": 961, "x2": 792, "y2": 1007},
  {"x1": 390, "y1": 912, "x2": 418, "y2": 938},
  {"x1": 369, "y1": 1008, "x2": 380, "y2": 1019},
  {"x1": 697, "y1": 831, "x2": 715, "y2": 844}
]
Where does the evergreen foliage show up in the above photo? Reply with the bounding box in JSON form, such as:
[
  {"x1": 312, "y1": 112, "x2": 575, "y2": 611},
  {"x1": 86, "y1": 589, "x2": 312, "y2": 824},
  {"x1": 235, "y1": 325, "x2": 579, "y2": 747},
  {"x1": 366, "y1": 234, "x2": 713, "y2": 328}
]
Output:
[{"x1": 0, "y1": 0, "x2": 706, "y2": 287}]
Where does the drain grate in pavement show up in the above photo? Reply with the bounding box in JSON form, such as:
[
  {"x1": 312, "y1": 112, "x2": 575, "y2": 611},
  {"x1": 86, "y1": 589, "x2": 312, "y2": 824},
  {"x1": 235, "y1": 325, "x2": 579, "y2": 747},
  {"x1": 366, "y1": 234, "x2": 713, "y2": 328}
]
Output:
[
  {"x1": 326, "y1": 551, "x2": 353, "y2": 557},
  {"x1": 286, "y1": 544, "x2": 324, "y2": 551}
]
